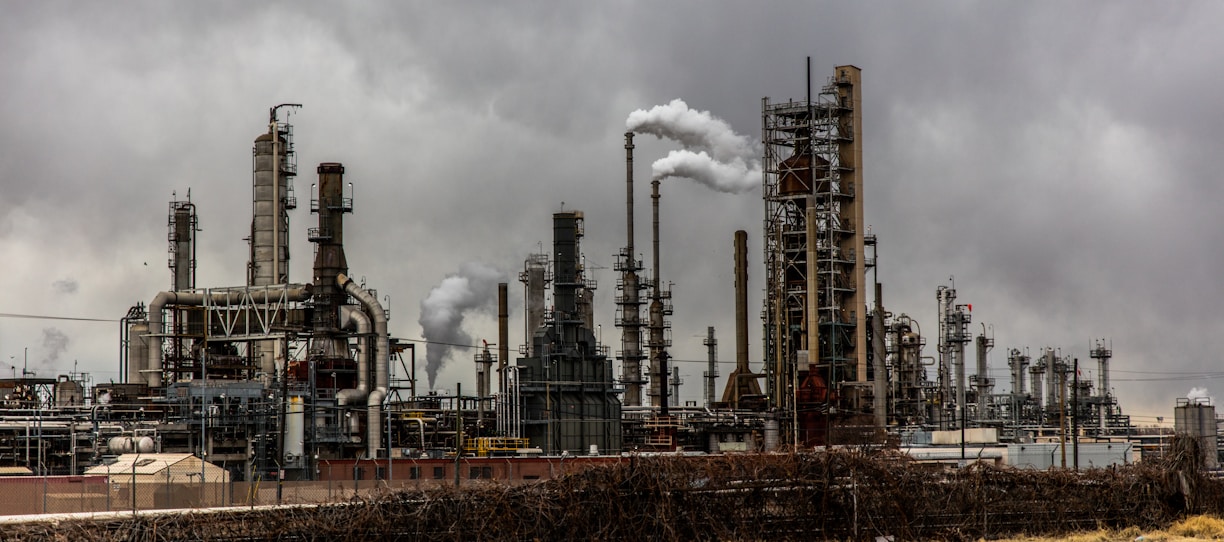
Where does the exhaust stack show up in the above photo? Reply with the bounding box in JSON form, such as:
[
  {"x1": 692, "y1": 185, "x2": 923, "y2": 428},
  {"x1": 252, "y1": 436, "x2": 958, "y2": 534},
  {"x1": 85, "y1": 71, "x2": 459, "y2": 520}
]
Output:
[
  {"x1": 720, "y1": 230, "x2": 762, "y2": 408},
  {"x1": 616, "y1": 132, "x2": 646, "y2": 406}
]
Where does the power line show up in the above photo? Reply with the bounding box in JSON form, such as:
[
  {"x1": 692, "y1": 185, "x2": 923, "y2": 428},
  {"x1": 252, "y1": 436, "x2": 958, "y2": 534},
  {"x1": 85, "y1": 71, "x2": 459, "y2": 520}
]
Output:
[{"x1": 0, "y1": 312, "x2": 118, "y2": 323}]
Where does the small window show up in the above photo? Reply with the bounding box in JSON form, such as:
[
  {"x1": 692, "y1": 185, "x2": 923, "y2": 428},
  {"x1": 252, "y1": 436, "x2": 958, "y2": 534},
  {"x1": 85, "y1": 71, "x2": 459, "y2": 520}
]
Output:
[
  {"x1": 375, "y1": 467, "x2": 386, "y2": 481},
  {"x1": 469, "y1": 467, "x2": 481, "y2": 479},
  {"x1": 433, "y1": 466, "x2": 445, "y2": 479},
  {"x1": 409, "y1": 467, "x2": 421, "y2": 480},
  {"x1": 353, "y1": 467, "x2": 364, "y2": 480}
]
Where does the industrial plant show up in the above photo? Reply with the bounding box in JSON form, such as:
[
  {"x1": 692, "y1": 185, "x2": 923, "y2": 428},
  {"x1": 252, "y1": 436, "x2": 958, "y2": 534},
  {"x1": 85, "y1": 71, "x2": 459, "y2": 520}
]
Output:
[{"x1": 0, "y1": 64, "x2": 1200, "y2": 486}]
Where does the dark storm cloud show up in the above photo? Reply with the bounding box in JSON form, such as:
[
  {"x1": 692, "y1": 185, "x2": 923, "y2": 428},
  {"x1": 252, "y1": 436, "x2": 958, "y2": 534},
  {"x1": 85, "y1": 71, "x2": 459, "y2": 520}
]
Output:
[{"x1": 1, "y1": 1, "x2": 1220, "y2": 418}]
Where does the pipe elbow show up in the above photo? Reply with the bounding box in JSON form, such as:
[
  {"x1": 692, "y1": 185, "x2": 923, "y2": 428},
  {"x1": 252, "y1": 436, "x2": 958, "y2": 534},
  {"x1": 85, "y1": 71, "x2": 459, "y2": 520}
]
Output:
[{"x1": 336, "y1": 389, "x2": 368, "y2": 406}]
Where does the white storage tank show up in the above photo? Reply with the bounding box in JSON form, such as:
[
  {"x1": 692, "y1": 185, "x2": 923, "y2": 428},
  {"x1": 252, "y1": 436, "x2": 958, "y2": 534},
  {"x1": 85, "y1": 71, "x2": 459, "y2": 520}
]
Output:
[
  {"x1": 1174, "y1": 398, "x2": 1218, "y2": 469},
  {"x1": 108, "y1": 436, "x2": 155, "y2": 454}
]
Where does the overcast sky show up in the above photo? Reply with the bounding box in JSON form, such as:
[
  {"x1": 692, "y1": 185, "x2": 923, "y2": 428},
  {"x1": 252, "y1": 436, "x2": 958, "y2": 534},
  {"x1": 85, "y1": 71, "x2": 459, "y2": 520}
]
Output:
[{"x1": 1, "y1": 1, "x2": 1219, "y2": 423}]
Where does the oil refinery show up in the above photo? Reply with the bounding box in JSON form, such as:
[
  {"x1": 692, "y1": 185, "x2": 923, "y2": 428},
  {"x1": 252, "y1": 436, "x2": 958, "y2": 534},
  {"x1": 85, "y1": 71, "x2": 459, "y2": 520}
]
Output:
[{"x1": 0, "y1": 64, "x2": 1188, "y2": 484}]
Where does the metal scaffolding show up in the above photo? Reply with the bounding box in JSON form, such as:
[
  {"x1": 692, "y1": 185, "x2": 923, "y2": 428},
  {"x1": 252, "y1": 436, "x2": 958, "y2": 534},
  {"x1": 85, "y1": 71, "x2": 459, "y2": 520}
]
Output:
[{"x1": 762, "y1": 65, "x2": 865, "y2": 444}]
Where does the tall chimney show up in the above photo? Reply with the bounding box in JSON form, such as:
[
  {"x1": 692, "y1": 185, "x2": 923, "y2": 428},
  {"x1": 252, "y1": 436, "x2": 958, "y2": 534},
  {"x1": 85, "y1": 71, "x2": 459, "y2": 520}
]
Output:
[
  {"x1": 618, "y1": 132, "x2": 645, "y2": 406},
  {"x1": 498, "y1": 282, "x2": 509, "y2": 389},
  {"x1": 734, "y1": 230, "x2": 749, "y2": 373}
]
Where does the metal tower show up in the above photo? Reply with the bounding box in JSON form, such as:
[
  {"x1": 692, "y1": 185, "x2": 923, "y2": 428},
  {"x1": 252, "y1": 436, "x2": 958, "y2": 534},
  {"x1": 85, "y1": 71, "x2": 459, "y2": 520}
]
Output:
[
  {"x1": 762, "y1": 64, "x2": 864, "y2": 445},
  {"x1": 615, "y1": 133, "x2": 647, "y2": 407}
]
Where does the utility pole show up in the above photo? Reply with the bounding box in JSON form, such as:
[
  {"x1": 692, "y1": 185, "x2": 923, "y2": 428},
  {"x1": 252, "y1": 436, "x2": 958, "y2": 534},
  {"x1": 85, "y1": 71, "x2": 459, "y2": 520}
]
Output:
[{"x1": 454, "y1": 382, "x2": 462, "y2": 487}]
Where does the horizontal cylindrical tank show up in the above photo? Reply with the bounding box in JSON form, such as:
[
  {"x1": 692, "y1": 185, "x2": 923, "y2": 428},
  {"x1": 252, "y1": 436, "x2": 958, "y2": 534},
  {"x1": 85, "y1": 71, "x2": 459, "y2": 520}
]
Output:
[{"x1": 108, "y1": 436, "x2": 155, "y2": 454}]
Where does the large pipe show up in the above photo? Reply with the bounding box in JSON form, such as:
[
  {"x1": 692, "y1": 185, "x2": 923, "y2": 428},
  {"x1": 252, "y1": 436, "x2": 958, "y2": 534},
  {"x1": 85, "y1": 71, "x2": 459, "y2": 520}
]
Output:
[
  {"x1": 338, "y1": 273, "x2": 388, "y2": 459},
  {"x1": 146, "y1": 284, "x2": 312, "y2": 388},
  {"x1": 335, "y1": 305, "x2": 371, "y2": 406}
]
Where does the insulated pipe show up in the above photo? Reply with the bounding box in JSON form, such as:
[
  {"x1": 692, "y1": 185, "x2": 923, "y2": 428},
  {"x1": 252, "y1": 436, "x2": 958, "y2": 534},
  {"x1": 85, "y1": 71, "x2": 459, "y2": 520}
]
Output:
[
  {"x1": 146, "y1": 284, "x2": 312, "y2": 388},
  {"x1": 335, "y1": 305, "x2": 371, "y2": 406},
  {"x1": 338, "y1": 273, "x2": 388, "y2": 458}
]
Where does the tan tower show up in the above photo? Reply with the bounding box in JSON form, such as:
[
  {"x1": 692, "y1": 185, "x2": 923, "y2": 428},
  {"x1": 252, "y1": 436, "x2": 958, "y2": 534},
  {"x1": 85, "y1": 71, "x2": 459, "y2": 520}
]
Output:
[{"x1": 762, "y1": 65, "x2": 864, "y2": 445}]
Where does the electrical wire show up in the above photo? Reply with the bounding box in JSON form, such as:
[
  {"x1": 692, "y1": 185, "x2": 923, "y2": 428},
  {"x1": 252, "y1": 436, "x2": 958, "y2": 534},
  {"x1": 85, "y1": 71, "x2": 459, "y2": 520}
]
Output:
[{"x1": 0, "y1": 312, "x2": 118, "y2": 323}]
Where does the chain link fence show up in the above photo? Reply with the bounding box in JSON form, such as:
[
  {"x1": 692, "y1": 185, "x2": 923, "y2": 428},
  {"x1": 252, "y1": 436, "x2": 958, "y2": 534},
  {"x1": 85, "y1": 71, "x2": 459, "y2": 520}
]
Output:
[{"x1": 0, "y1": 466, "x2": 401, "y2": 515}]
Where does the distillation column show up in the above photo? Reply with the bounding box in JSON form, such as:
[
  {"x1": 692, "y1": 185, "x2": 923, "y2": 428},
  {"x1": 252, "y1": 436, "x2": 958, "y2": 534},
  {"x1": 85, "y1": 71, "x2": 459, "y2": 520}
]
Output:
[
  {"x1": 1090, "y1": 340, "x2": 1112, "y2": 432},
  {"x1": 520, "y1": 254, "x2": 550, "y2": 357},
  {"x1": 937, "y1": 286, "x2": 971, "y2": 427},
  {"x1": 761, "y1": 64, "x2": 865, "y2": 444},
  {"x1": 249, "y1": 106, "x2": 300, "y2": 383},
  {"x1": 1007, "y1": 349, "x2": 1030, "y2": 423},
  {"x1": 974, "y1": 328, "x2": 994, "y2": 423}
]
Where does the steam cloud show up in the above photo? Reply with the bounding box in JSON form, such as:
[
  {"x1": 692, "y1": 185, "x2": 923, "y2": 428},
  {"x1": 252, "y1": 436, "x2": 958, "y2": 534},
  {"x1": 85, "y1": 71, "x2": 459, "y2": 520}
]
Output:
[
  {"x1": 418, "y1": 262, "x2": 504, "y2": 390},
  {"x1": 40, "y1": 328, "x2": 70, "y2": 371},
  {"x1": 52, "y1": 279, "x2": 78, "y2": 294},
  {"x1": 1187, "y1": 386, "x2": 1214, "y2": 405},
  {"x1": 626, "y1": 98, "x2": 762, "y2": 193}
]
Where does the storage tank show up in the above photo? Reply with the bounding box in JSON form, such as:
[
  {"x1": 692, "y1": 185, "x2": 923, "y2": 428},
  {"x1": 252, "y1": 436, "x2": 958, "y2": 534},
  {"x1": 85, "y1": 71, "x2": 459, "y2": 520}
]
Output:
[
  {"x1": 126, "y1": 321, "x2": 149, "y2": 385},
  {"x1": 284, "y1": 395, "x2": 305, "y2": 467},
  {"x1": 108, "y1": 436, "x2": 155, "y2": 454},
  {"x1": 1174, "y1": 399, "x2": 1218, "y2": 469},
  {"x1": 55, "y1": 379, "x2": 83, "y2": 407}
]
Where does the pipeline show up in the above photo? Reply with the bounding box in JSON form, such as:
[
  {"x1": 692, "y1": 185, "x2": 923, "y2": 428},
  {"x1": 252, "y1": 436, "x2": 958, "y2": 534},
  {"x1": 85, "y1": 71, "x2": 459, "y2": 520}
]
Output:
[
  {"x1": 335, "y1": 306, "x2": 371, "y2": 406},
  {"x1": 146, "y1": 285, "x2": 312, "y2": 387},
  {"x1": 338, "y1": 273, "x2": 389, "y2": 459}
]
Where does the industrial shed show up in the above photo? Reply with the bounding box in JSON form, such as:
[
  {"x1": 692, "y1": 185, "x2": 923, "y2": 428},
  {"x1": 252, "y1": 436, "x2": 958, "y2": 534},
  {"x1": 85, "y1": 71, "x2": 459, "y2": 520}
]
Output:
[{"x1": 85, "y1": 453, "x2": 228, "y2": 484}]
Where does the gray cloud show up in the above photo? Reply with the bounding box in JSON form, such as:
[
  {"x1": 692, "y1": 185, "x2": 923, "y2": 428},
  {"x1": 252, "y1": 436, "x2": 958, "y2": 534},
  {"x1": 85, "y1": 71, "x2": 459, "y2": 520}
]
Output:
[{"x1": 52, "y1": 279, "x2": 78, "y2": 295}]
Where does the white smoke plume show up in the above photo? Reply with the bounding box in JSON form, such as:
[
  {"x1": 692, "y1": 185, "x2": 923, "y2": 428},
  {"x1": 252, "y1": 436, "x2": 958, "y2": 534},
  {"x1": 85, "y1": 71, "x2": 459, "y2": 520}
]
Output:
[
  {"x1": 626, "y1": 98, "x2": 761, "y2": 193},
  {"x1": 40, "y1": 327, "x2": 70, "y2": 372},
  {"x1": 418, "y1": 262, "x2": 505, "y2": 390},
  {"x1": 1187, "y1": 386, "x2": 1214, "y2": 405},
  {"x1": 649, "y1": 150, "x2": 762, "y2": 194}
]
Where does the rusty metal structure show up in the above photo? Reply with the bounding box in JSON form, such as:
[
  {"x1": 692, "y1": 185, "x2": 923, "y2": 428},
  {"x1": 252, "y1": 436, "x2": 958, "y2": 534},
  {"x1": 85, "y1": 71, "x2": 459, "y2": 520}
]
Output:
[{"x1": 761, "y1": 64, "x2": 866, "y2": 445}]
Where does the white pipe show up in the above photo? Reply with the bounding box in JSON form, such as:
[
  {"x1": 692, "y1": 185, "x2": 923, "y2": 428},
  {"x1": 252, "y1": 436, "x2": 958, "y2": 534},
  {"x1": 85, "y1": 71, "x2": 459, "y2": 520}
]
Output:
[
  {"x1": 338, "y1": 273, "x2": 389, "y2": 459},
  {"x1": 146, "y1": 285, "x2": 312, "y2": 388},
  {"x1": 335, "y1": 306, "x2": 371, "y2": 406}
]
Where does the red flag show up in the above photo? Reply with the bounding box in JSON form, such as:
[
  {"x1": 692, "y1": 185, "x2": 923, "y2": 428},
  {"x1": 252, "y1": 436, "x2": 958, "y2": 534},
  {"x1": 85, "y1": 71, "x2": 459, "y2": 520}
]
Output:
[{"x1": 967, "y1": 303, "x2": 972, "y2": 312}]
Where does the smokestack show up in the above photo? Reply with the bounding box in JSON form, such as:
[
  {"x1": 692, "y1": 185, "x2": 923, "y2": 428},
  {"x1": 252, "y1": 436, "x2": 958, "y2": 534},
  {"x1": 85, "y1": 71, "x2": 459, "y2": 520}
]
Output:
[
  {"x1": 626, "y1": 132, "x2": 635, "y2": 263},
  {"x1": 498, "y1": 282, "x2": 509, "y2": 386},
  {"x1": 734, "y1": 230, "x2": 749, "y2": 372},
  {"x1": 650, "y1": 180, "x2": 669, "y2": 415},
  {"x1": 720, "y1": 230, "x2": 762, "y2": 408},
  {"x1": 618, "y1": 133, "x2": 644, "y2": 407}
]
